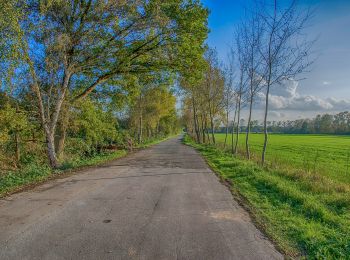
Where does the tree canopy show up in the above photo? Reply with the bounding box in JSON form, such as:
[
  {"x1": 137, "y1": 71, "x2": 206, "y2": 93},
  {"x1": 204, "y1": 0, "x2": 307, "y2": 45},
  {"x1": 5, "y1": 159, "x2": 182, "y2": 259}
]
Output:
[{"x1": 0, "y1": 0, "x2": 209, "y2": 169}]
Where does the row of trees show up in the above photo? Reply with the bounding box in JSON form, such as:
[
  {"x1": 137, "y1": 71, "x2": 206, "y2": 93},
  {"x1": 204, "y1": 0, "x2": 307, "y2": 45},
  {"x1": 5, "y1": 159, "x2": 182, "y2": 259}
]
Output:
[
  {"x1": 259, "y1": 112, "x2": 350, "y2": 134},
  {"x1": 182, "y1": 48, "x2": 226, "y2": 146},
  {"x1": 183, "y1": 0, "x2": 314, "y2": 165},
  {"x1": 0, "y1": 0, "x2": 209, "y2": 170},
  {"x1": 215, "y1": 111, "x2": 350, "y2": 135}
]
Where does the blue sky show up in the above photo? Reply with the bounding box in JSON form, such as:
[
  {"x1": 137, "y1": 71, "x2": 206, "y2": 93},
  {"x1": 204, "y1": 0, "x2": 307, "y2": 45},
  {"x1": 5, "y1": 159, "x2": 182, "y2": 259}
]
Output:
[{"x1": 201, "y1": 0, "x2": 350, "y2": 120}]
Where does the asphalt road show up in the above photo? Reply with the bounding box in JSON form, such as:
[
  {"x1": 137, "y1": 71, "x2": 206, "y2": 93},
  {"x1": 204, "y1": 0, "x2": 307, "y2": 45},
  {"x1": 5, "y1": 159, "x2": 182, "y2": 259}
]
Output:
[{"x1": 0, "y1": 136, "x2": 283, "y2": 260}]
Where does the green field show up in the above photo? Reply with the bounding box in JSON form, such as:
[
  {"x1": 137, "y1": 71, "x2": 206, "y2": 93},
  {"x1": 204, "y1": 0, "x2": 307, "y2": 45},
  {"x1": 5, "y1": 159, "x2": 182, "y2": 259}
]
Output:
[
  {"x1": 184, "y1": 134, "x2": 350, "y2": 258},
  {"x1": 215, "y1": 133, "x2": 350, "y2": 184}
]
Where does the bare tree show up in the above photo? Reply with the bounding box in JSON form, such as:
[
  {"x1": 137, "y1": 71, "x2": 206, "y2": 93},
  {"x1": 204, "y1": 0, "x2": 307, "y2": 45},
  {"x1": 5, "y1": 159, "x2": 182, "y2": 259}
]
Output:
[
  {"x1": 240, "y1": 10, "x2": 265, "y2": 160},
  {"x1": 258, "y1": 0, "x2": 314, "y2": 165},
  {"x1": 204, "y1": 49, "x2": 225, "y2": 145},
  {"x1": 223, "y1": 50, "x2": 236, "y2": 149},
  {"x1": 233, "y1": 33, "x2": 248, "y2": 154},
  {"x1": 231, "y1": 94, "x2": 239, "y2": 154}
]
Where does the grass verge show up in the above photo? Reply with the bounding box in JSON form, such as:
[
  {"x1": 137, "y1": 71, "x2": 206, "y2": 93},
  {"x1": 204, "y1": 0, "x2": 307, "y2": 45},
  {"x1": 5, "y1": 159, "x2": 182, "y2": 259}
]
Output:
[
  {"x1": 0, "y1": 150, "x2": 127, "y2": 198},
  {"x1": 183, "y1": 135, "x2": 350, "y2": 259}
]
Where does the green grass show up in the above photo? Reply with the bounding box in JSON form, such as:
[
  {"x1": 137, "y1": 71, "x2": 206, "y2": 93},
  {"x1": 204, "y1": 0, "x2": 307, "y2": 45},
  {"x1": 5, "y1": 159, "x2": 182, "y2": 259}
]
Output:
[
  {"x1": 0, "y1": 150, "x2": 127, "y2": 197},
  {"x1": 215, "y1": 133, "x2": 350, "y2": 184},
  {"x1": 184, "y1": 135, "x2": 350, "y2": 259}
]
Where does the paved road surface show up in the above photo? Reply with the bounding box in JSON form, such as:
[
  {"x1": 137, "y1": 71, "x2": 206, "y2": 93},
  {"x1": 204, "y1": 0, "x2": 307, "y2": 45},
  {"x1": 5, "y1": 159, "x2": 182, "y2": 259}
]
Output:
[{"x1": 0, "y1": 136, "x2": 282, "y2": 260}]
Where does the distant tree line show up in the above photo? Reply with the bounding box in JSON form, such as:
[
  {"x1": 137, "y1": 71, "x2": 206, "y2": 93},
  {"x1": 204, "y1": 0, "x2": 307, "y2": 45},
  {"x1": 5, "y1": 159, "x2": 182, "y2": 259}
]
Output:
[
  {"x1": 260, "y1": 112, "x2": 350, "y2": 135},
  {"x1": 212, "y1": 111, "x2": 350, "y2": 135}
]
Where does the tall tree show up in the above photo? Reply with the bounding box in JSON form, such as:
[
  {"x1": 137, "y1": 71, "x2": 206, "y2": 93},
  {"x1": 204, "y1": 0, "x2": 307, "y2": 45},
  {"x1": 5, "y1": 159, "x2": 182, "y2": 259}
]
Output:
[
  {"x1": 233, "y1": 34, "x2": 248, "y2": 154},
  {"x1": 223, "y1": 50, "x2": 235, "y2": 149},
  {"x1": 240, "y1": 10, "x2": 264, "y2": 160},
  {"x1": 10, "y1": 0, "x2": 208, "y2": 168},
  {"x1": 258, "y1": 0, "x2": 314, "y2": 165},
  {"x1": 202, "y1": 49, "x2": 225, "y2": 144}
]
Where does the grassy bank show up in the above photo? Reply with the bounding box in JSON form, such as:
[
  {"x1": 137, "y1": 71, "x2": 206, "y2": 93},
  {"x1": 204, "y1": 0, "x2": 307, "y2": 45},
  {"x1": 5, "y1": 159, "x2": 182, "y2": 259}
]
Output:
[
  {"x1": 0, "y1": 135, "x2": 173, "y2": 198},
  {"x1": 184, "y1": 135, "x2": 350, "y2": 259},
  {"x1": 0, "y1": 150, "x2": 127, "y2": 197}
]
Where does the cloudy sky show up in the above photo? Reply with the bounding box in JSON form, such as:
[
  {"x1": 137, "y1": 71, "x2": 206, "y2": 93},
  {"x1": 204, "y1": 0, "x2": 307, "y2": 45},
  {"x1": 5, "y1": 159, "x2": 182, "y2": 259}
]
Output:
[{"x1": 202, "y1": 0, "x2": 350, "y2": 121}]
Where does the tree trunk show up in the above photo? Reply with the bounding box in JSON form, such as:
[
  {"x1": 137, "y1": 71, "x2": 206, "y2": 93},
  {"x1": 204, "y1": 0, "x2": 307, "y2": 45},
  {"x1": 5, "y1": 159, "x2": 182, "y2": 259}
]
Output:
[
  {"x1": 46, "y1": 85, "x2": 68, "y2": 168},
  {"x1": 204, "y1": 118, "x2": 210, "y2": 144},
  {"x1": 200, "y1": 114, "x2": 206, "y2": 143},
  {"x1": 156, "y1": 120, "x2": 160, "y2": 136},
  {"x1": 14, "y1": 104, "x2": 21, "y2": 164},
  {"x1": 210, "y1": 117, "x2": 215, "y2": 144},
  {"x1": 55, "y1": 103, "x2": 70, "y2": 160},
  {"x1": 262, "y1": 0, "x2": 276, "y2": 166},
  {"x1": 56, "y1": 123, "x2": 67, "y2": 160},
  {"x1": 234, "y1": 93, "x2": 241, "y2": 154},
  {"x1": 46, "y1": 130, "x2": 58, "y2": 169},
  {"x1": 206, "y1": 128, "x2": 211, "y2": 144},
  {"x1": 26, "y1": 50, "x2": 71, "y2": 168},
  {"x1": 224, "y1": 109, "x2": 229, "y2": 149},
  {"x1": 191, "y1": 97, "x2": 200, "y2": 143},
  {"x1": 245, "y1": 95, "x2": 253, "y2": 159},
  {"x1": 197, "y1": 114, "x2": 202, "y2": 144},
  {"x1": 231, "y1": 102, "x2": 238, "y2": 154},
  {"x1": 14, "y1": 131, "x2": 20, "y2": 164},
  {"x1": 209, "y1": 109, "x2": 216, "y2": 145},
  {"x1": 262, "y1": 83, "x2": 271, "y2": 165},
  {"x1": 194, "y1": 112, "x2": 200, "y2": 143},
  {"x1": 195, "y1": 113, "x2": 201, "y2": 143},
  {"x1": 231, "y1": 121, "x2": 234, "y2": 154},
  {"x1": 138, "y1": 112, "x2": 142, "y2": 144},
  {"x1": 138, "y1": 94, "x2": 143, "y2": 144}
]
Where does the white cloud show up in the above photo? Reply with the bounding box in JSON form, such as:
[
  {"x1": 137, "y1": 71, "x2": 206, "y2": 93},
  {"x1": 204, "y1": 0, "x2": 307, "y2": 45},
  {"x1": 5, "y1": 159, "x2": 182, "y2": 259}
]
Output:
[
  {"x1": 255, "y1": 79, "x2": 350, "y2": 112},
  {"x1": 322, "y1": 81, "x2": 331, "y2": 85},
  {"x1": 268, "y1": 111, "x2": 286, "y2": 118}
]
